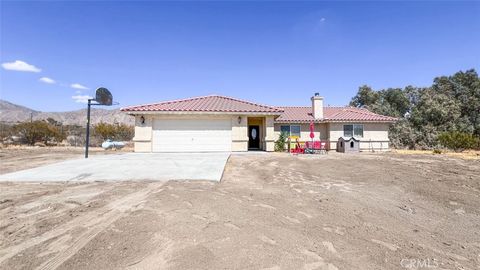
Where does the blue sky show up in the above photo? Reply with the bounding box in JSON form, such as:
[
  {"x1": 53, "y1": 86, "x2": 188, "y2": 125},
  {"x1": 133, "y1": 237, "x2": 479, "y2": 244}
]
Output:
[{"x1": 1, "y1": 1, "x2": 479, "y2": 112}]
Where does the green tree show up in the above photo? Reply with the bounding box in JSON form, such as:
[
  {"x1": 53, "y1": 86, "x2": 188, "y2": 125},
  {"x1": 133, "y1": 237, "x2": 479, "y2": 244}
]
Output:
[
  {"x1": 378, "y1": 88, "x2": 410, "y2": 118},
  {"x1": 349, "y1": 85, "x2": 379, "y2": 108},
  {"x1": 349, "y1": 69, "x2": 480, "y2": 149}
]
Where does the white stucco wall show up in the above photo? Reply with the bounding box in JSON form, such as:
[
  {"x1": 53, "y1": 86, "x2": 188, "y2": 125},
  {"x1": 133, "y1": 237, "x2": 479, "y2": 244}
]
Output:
[
  {"x1": 131, "y1": 114, "x2": 276, "y2": 152},
  {"x1": 274, "y1": 123, "x2": 328, "y2": 141},
  {"x1": 232, "y1": 115, "x2": 248, "y2": 151},
  {"x1": 264, "y1": 116, "x2": 275, "y2": 151},
  {"x1": 328, "y1": 122, "x2": 390, "y2": 151},
  {"x1": 133, "y1": 115, "x2": 153, "y2": 152},
  {"x1": 273, "y1": 122, "x2": 391, "y2": 151},
  {"x1": 131, "y1": 113, "x2": 392, "y2": 152}
]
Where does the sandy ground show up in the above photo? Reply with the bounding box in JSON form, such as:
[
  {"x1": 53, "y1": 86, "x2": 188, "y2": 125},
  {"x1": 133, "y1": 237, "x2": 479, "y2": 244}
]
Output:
[{"x1": 0, "y1": 150, "x2": 479, "y2": 270}]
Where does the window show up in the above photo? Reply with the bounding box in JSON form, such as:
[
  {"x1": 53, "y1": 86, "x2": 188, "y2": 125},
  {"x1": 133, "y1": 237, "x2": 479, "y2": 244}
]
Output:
[
  {"x1": 290, "y1": 125, "x2": 301, "y2": 137},
  {"x1": 354, "y1": 125, "x2": 364, "y2": 138},
  {"x1": 280, "y1": 125, "x2": 301, "y2": 137},
  {"x1": 343, "y1": 124, "x2": 363, "y2": 138},
  {"x1": 280, "y1": 125, "x2": 290, "y2": 135},
  {"x1": 343, "y1": 125, "x2": 353, "y2": 137}
]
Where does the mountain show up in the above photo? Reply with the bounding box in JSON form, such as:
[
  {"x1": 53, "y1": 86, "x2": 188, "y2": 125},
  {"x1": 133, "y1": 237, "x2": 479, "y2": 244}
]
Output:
[{"x1": 0, "y1": 100, "x2": 134, "y2": 126}]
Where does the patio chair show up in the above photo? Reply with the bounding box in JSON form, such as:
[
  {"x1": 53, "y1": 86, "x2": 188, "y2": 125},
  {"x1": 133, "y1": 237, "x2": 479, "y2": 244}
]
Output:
[
  {"x1": 319, "y1": 141, "x2": 328, "y2": 154},
  {"x1": 304, "y1": 141, "x2": 315, "y2": 154},
  {"x1": 304, "y1": 141, "x2": 310, "y2": 153},
  {"x1": 304, "y1": 141, "x2": 325, "y2": 154}
]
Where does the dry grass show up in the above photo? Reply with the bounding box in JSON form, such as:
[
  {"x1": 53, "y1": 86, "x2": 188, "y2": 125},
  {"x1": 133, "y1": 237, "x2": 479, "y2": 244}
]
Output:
[{"x1": 393, "y1": 149, "x2": 480, "y2": 160}]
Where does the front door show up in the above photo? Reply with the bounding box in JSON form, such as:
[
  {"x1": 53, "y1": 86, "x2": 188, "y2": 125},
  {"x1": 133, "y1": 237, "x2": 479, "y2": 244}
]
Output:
[{"x1": 248, "y1": 125, "x2": 260, "y2": 149}]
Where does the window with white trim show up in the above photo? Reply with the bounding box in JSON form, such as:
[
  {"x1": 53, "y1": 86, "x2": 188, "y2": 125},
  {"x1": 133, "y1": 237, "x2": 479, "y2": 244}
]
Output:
[
  {"x1": 343, "y1": 124, "x2": 363, "y2": 138},
  {"x1": 280, "y1": 125, "x2": 301, "y2": 137}
]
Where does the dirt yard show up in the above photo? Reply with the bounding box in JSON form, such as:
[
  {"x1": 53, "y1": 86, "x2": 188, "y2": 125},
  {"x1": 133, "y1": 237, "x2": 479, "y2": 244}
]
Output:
[
  {"x1": 0, "y1": 150, "x2": 479, "y2": 270},
  {"x1": 0, "y1": 147, "x2": 132, "y2": 174}
]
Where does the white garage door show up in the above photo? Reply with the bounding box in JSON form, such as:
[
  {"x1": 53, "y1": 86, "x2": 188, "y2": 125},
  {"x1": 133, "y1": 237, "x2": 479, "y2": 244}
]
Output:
[{"x1": 152, "y1": 119, "x2": 232, "y2": 152}]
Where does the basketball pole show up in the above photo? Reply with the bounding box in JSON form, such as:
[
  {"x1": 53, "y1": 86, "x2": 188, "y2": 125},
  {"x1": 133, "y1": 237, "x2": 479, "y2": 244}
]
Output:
[
  {"x1": 85, "y1": 98, "x2": 93, "y2": 158},
  {"x1": 84, "y1": 87, "x2": 115, "y2": 159}
]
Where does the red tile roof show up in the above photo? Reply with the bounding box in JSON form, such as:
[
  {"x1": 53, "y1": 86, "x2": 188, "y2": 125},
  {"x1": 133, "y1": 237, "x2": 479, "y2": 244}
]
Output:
[
  {"x1": 121, "y1": 95, "x2": 284, "y2": 113},
  {"x1": 122, "y1": 95, "x2": 397, "y2": 122},
  {"x1": 275, "y1": 106, "x2": 397, "y2": 123}
]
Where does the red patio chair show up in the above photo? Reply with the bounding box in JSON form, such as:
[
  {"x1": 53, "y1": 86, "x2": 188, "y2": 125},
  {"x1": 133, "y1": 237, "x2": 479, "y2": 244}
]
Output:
[
  {"x1": 304, "y1": 141, "x2": 313, "y2": 154},
  {"x1": 319, "y1": 141, "x2": 328, "y2": 154}
]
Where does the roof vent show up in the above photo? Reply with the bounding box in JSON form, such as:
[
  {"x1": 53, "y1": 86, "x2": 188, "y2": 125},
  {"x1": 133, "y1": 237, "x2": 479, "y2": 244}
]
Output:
[{"x1": 314, "y1": 92, "x2": 320, "y2": 97}]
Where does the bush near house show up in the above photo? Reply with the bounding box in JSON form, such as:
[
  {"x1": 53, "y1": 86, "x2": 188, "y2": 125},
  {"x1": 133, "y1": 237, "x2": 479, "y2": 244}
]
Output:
[
  {"x1": 275, "y1": 131, "x2": 288, "y2": 152},
  {"x1": 438, "y1": 131, "x2": 480, "y2": 152}
]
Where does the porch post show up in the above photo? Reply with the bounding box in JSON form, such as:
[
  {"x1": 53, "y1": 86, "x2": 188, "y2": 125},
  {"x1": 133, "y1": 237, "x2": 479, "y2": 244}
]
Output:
[{"x1": 264, "y1": 116, "x2": 275, "y2": 152}]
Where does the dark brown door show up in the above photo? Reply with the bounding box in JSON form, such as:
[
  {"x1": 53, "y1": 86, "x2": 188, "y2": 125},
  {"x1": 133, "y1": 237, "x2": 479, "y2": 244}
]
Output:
[{"x1": 248, "y1": 125, "x2": 260, "y2": 149}]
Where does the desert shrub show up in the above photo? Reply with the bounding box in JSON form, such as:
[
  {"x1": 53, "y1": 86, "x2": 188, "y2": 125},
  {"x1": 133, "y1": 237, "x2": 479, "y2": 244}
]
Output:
[
  {"x1": 94, "y1": 122, "x2": 116, "y2": 140},
  {"x1": 13, "y1": 121, "x2": 65, "y2": 145},
  {"x1": 274, "y1": 132, "x2": 288, "y2": 152},
  {"x1": 0, "y1": 123, "x2": 14, "y2": 140},
  {"x1": 432, "y1": 148, "x2": 443, "y2": 154},
  {"x1": 94, "y1": 122, "x2": 134, "y2": 141},
  {"x1": 437, "y1": 131, "x2": 479, "y2": 152},
  {"x1": 114, "y1": 123, "x2": 134, "y2": 141}
]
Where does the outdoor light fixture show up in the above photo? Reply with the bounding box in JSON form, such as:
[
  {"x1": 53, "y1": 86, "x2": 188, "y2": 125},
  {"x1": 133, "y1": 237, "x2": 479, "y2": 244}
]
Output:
[
  {"x1": 140, "y1": 116, "x2": 145, "y2": 125},
  {"x1": 237, "y1": 116, "x2": 242, "y2": 124}
]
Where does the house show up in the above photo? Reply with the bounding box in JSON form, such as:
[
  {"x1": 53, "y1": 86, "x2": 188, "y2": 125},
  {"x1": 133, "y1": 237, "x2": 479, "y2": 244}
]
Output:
[{"x1": 121, "y1": 94, "x2": 397, "y2": 152}]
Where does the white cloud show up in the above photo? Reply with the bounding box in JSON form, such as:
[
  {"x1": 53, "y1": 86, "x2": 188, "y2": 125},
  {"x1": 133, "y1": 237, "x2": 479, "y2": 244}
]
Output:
[
  {"x1": 2, "y1": 60, "x2": 41, "y2": 72},
  {"x1": 39, "y1": 77, "x2": 56, "y2": 84},
  {"x1": 72, "y1": 95, "x2": 93, "y2": 104},
  {"x1": 320, "y1": 17, "x2": 326, "y2": 22},
  {"x1": 70, "y1": 83, "x2": 89, "y2": 90},
  {"x1": 75, "y1": 90, "x2": 82, "y2": 94}
]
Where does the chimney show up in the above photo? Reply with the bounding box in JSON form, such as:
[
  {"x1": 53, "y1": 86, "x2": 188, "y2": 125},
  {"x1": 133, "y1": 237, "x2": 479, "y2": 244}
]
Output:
[{"x1": 311, "y1": 92, "x2": 324, "y2": 119}]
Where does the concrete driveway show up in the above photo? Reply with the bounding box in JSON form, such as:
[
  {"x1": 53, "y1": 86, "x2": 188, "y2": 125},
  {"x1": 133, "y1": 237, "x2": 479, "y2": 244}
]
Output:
[{"x1": 0, "y1": 153, "x2": 230, "y2": 182}]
